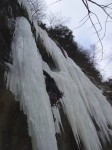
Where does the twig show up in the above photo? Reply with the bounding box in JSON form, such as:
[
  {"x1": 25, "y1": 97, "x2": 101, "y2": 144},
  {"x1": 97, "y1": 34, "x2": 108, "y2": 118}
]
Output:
[{"x1": 50, "y1": 0, "x2": 62, "y2": 5}]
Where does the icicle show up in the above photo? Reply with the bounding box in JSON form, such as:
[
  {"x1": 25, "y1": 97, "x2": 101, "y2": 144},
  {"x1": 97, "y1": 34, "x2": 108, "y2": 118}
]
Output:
[
  {"x1": 38, "y1": 22, "x2": 112, "y2": 149},
  {"x1": 6, "y1": 17, "x2": 58, "y2": 150},
  {"x1": 52, "y1": 106, "x2": 63, "y2": 134},
  {"x1": 34, "y1": 22, "x2": 67, "y2": 72},
  {"x1": 43, "y1": 63, "x2": 102, "y2": 150}
]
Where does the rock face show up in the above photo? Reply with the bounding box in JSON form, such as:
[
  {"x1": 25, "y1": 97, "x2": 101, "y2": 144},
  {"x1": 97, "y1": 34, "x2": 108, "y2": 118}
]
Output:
[
  {"x1": 0, "y1": 0, "x2": 32, "y2": 149},
  {"x1": 0, "y1": 90, "x2": 32, "y2": 150}
]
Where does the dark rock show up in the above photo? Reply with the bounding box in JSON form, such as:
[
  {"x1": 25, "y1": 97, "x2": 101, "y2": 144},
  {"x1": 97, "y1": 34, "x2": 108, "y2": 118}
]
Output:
[
  {"x1": 0, "y1": 90, "x2": 32, "y2": 150},
  {"x1": 43, "y1": 70, "x2": 63, "y2": 106}
]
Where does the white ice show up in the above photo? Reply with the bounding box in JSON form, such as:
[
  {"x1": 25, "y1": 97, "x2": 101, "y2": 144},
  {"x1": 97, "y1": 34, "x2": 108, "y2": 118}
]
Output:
[
  {"x1": 36, "y1": 24, "x2": 112, "y2": 150},
  {"x1": 52, "y1": 106, "x2": 63, "y2": 134},
  {"x1": 5, "y1": 0, "x2": 112, "y2": 150},
  {"x1": 6, "y1": 17, "x2": 58, "y2": 150}
]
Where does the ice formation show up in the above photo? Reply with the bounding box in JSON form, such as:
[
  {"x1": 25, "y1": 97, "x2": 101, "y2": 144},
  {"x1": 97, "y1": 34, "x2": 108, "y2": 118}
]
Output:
[
  {"x1": 52, "y1": 106, "x2": 63, "y2": 134},
  {"x1": 34, "y1": 23, "x2": 112, "y2": 150},
  {"x1": 5, "y1": 1, "x2": 112, "y2": 150},
  {"x1": 6, "y1": 17, "x2": 58, "y2": 150}
]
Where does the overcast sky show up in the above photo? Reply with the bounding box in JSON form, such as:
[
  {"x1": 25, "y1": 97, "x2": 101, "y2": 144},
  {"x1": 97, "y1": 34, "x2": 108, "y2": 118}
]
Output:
[{"x1": 44, "y1": 0, "x2": 112, "y2": 81}]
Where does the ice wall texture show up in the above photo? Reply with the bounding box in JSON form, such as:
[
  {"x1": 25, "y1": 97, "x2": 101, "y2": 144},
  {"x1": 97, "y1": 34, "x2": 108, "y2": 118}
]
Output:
[
  {"x1": 6, "y1": 17, "x2": 58, "y2": 150},
  {"x1": 5, "y1": 1, "x2": 112, "y2": 150},
  {"x1": 34, "y1": 23, "x2": 112, "y2": 150}
]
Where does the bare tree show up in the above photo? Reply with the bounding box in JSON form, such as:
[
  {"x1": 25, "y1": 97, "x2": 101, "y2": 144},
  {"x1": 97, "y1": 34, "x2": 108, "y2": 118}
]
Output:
[
  {"x1": 88, "y1": 44, "x2": 97, "y2": 65},
  {"x1": 47, "y1": 12, "x2": 69, "y2": 28},
  {"x1": 81, "y1": 0, "x2": 112, "y2": 54},
  {"x1": 27, "y1": 0, "x2": 46, "y2": 22},
  {"x1": 50, "y1": 0, "x2": 112, "y2": 55}
]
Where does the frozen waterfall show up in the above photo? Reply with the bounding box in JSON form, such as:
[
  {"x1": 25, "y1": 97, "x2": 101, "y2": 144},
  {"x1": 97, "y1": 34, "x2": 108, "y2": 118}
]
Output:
[
  {"x1": 6, "y1": 17, "x2": 58, "y2": 150},
  {"x1": 5, "y1": 1, "x2": 112, "y2": 150}
]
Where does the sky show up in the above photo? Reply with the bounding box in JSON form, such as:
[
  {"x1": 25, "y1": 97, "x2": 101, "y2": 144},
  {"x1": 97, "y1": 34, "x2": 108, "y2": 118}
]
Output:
[{"x1": 44, "y1": 0, "x2": 112, "y2": 81}]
